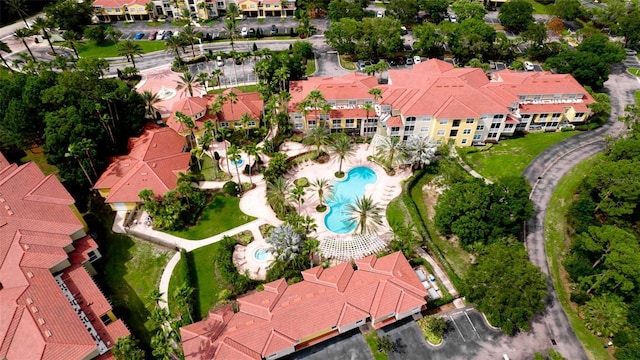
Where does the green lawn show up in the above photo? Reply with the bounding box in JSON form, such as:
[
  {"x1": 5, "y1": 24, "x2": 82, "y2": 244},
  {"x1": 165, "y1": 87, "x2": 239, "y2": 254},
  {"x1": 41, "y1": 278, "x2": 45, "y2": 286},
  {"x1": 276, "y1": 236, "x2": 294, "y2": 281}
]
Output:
[
  {"x1": 86, "y1": 210, "x2": 173, "y2": 348},
  {"x1": 636, "y1": 90, "x2": 640, "y2": 104},
  {"x1": 20, "y1": 146, "x2": 59, "y2": 177},
  {"x1": 364, "y1": 330, "x2": 388, "y2": 360},
  {"x1": 544, "y1": 154, "x2": 613, "y2": 360},
  {"x1": 76, "y1": 39, "x2": 166, "y2": 58},
  {"x1": 207, "y1": 83, "x2": 259, "y2": 94},
  {"x1": 524, "y1": 0, "x2": 551, "y2": 14},
  {"x1": 340, "y1": 55, "x2": 357, "y2": 70},
  {"x1": 628, "y1": 68, "x2": 640, "y2": 76},
  {"x1": 306, "y1": 55, "x2": 316, "y2": 76},
  {"x1": 168, "y1": 241, "x2": 243, "y2": 318},
  {"x1": 458, "y1": 132, "x2": 577, "y2": 182},
  {"x1": 166, "y1": 193, "x2": 255, "y2": 240},
  {"x1": 193, "y1": 155, "x2": 231, "y2": 181},
  {"x1": 385, "y1": 197, "x2": 409, "y2": 225}
]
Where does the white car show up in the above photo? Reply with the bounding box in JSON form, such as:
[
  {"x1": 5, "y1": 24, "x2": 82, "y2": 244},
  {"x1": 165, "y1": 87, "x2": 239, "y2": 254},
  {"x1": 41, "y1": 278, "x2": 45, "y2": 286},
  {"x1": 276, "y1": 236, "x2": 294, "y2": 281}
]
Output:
[
  {"x1": 449, "y1": 14, "x2": 457, "y2": 22},
  {"x1": 626, "y1": 48, "x2": 637, "y2": 56},
  {"x1": 216, "y1": 55, "x2": 224, "y2": 67},
  {"x1": 241, "y1": 27, "x2": 248, "y2": 37},
  {"x1": 377, "y1": 11, "x2": 383, "y2": 18},
  {"x1": 157, "y1": 30, "x2": 165, "y2": 38},
  {"x1": 524, "y1": 61, "x2": 535, "y2": 71},
  {"x1": 413, "y1": 55, "x2": 422, "y2": 64}
]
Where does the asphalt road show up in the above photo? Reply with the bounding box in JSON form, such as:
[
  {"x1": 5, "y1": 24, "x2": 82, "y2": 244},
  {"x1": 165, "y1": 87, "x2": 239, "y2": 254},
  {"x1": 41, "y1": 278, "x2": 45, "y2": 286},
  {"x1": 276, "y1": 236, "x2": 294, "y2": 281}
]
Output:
[{"x1": 520, "y1": 63, "x2": 636, "y2": 359}]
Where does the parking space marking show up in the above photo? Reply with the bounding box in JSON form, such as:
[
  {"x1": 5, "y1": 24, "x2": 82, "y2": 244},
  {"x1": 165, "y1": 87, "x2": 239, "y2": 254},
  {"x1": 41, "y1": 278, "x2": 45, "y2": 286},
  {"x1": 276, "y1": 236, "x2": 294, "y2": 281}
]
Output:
[
  {"x1": 464, "y1": 310, "x2": 480, "y2": 339},
  {"x1": 449, "y1": 315, "x2": 466, "y2": 342}
]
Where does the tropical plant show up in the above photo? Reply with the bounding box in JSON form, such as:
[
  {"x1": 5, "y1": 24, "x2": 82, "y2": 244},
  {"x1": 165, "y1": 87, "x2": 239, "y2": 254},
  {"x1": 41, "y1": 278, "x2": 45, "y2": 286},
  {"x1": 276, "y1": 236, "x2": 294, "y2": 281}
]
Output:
[
  {"x1": 225, "y1": 19, "x2": 238, "y2": 51},
  {"x1": 225, "y1": 90, "x2": 239, "y2": 121},
  {"x1": 181, "y1": 24, "x2": 197, "y2": 55},
  {"x1": 303, "y1": 126, "x2": 331, "y2": 156},
  {"x1": 117, "y1": 40, "x2": 143, "y2": 69},
  {"x1": 14, "y1": 28, "x2": 36, "y2": 62},
  {"x1": 173, "y1": 283, "x2": 195, "y2": 324},
  {"x1": 345, "y1": 195, "x2": 383, "y2": 234},
  {"x1": 310, "y1": 177, "x2": 334, "y2": 211},
  {"x1": 266, "y1": 177, "x2": 293, "y2": 216},
  {"x1": 330, "y1": 132, "x2": 356, "y2": 176},
  {"x1": 141, "y1": 90, "x2": 161, "y2": 119},
  {"x1": 375, "y1": 135, "x2": 406, "y2": 169},
  {"x1": 305, "y1": 89, "x2": 328, "y2": 127},
  {"x1": 62, "y1": 30, "x2": 82, "y2": 59},
  {"x1": 369, "y1": 87, "x2": 383, "y2": 104},
  {"x1": 112, "y1": 336, "x2": 145, "y2": 360},
  {"x1": 33, "y1": 16, "x2": 56, "y2": 55},
  {"x1": 226, "y1": 144, "x2": 243, "y2": 192},
  {"x1": 211, "y1": 68, "x2": 224, "y2": 89},
  {"x1": 6, "y1": 0, "x2": 30, "y2": 29},
  {"x1": 404, "y1": 135, "x2": 437, "y2": 169},
  {"x1": 147, "y1": 288, "x2": 165, "y2": 307},
  {"x1": 243, "y1": 143, "x2": 261, "y2": 186},
  {"x1": 0, "y1": 40, "x2": 13, "y2": 72},
  {"x1": 290, "y1": 185, "x2": 306, "y2": 213},
  {"x1": 239, "y1": 113, "x2": 253, "y2": 139},
  {"x1": 176, "y1": 71, "x2": 198, "y2": 97},
  {"x1": 65, "y1": 141, "x2": 96, "y2": 186},
  {"x1": 266, "y1": 224, "x2": 304, "y2": 261},
  {"x1": 165, "y1": 36, "x2": 183, "y2": 62}
]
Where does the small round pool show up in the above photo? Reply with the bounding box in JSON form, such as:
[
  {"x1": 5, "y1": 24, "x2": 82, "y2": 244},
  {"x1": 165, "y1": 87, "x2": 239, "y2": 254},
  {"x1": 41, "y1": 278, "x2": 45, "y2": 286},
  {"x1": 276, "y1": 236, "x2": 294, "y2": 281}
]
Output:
[
  {"x1": 254, "y1": 248, "x2": 269, "y2": 262},
  {"x1": 231, "y1": 158, "x2": 244, "y2": 166}
]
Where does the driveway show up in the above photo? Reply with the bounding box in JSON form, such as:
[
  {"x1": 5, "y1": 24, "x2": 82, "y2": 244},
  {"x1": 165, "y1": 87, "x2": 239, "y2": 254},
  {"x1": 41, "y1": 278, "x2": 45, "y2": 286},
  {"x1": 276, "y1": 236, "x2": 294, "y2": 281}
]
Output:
[
  {"x1": 520, "y1": 65, "x2": 635, "y2": 359},
  {"x1": 312, "y1": 44, "x2": 352, "y2": 77}
]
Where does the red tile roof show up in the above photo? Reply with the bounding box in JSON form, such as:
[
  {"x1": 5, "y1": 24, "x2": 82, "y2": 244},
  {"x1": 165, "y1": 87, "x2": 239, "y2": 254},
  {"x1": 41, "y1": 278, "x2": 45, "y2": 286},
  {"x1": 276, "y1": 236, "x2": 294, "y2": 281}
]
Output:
[
  {"x1": 93, "y1": 0, "x2": 147, "y2": 8},
  {"x1": 94, "y1": 125, "x2": 191, "y2": 204},
  {"x1": 181, "y1": 252, "x2": 426, "y2": 360},
  {"x1": 0, "y1": 153, "x2": 128, "y2": 360},
  {"x1": 289, "y1": 73, "x2": 378, "y2": 113}
]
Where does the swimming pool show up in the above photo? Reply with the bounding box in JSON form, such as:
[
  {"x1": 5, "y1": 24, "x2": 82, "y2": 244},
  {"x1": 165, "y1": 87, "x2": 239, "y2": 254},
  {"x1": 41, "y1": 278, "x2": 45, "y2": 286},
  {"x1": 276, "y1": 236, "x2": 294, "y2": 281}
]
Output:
[
  {"x1": 254, "y1": 248, "x2": 269, "y2": 262},
  {"x1": 324, "y1": 166, "x2": 377, "y2": 234},
  {"x1": 231, "y1": 158, "x2": 244, "y2": 166}
]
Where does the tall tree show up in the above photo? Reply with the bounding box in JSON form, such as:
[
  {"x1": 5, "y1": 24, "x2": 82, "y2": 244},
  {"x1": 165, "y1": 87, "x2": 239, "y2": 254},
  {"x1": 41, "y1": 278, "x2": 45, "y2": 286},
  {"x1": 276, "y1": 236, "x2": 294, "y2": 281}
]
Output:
[
  {"x1": 267, "y1": 177, "x2": 293, "y2": 216},
  {"x1": 141, "y1": 90, "x2": 161, "y2": 119},
  {"x1": 112, "y1": 336, "x2": 145, "y2": 360},
  {"x1": 303, "y1": 126, "x2": 331, "y2": 156},
  {"x1": 165, "y1": 36, "x2": 183, "y2": 62},
  {"x1": 6, "y1": 0, "x2": 30, "y2": 29},
  {"x1": 176, "y1": 71, "x2": 198, "y2": 97},
  {"x1": 404, "y1": 135, "x2": 437, "y2": 169},
  {"x1": 345, "y1": 195, "x2": 383, "y2": 234},
  {"x1": 33, "y1": 16, "x2": 56, "y2": 55},
  {"x1": 62, "y1": 30, "x2": 82, "y2": 59},
  {"x1": 375, "y1": 135, "x2": 406, "y2": 169},
  {"x1": 117, "y1": 40, "x2": 143, "y2": 69},
  {"x1": 226, "y1": 144, "x2": 243, "y2": 192},
  {"x1": 330, "y1": 132, "x2": 355, "y2": 175},
  {"x1": 173, "y1": 283, "x2": 195, "y2": 324},
  {"x1": 14, "y1": 28, "x2": 36, "y2": 62},
  {"x1": 180, "y1": 24, "x2": 197, "y2": 55},
  {"x1": 243, "y1": 143, "x2": 261, "y2": 186},
  {"x1": 65, "y1": 141, "x2": 94, "y2": 186},
  {"x1": 310, "y1": 177, "x2": 333, "y2": 210},
  {"x1": 0, "y1": 40, "x2": 13, "y2": 72},
  {"x1": 498, "y1": 0, "x2": 534, "y2": 33}
]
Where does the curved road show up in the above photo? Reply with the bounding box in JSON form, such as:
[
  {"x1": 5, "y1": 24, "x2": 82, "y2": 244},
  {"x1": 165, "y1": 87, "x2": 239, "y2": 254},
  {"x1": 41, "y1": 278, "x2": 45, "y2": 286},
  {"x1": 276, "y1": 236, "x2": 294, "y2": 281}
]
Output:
[{"x1": 521, "y1": 63, "x2": 636, "y2": 359}]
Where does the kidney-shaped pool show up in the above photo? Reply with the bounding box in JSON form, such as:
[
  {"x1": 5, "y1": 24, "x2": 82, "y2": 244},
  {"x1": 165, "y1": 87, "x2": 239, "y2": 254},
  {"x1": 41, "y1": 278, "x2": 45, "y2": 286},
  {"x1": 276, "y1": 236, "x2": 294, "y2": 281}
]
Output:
[{"x1": 324, "y1": 166, "x2": 377, "y2": 234}]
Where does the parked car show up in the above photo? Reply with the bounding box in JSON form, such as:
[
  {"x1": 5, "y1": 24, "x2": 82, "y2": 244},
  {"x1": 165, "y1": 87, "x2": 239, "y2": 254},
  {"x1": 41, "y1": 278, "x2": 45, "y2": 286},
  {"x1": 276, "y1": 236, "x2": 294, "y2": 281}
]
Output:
[
  {"x1": 157, "y1": 30, "x2": 165, "y2": 38},
  {"x1": 163, "y1": 31, "x2": 173, "y2": 40},
  {"x1": 626, "y1": 48, "x2": 638, "y2": 56},
  {"x1": 400, "y1": 26, "x2": 408, "y2": 35},
  {"x1": 148, "y1": 30, "x2": 158, "y2": 40},
  {"x1": 406, "y1": 56, "x2": 414, "y2": 65},
  {"x1": 134, "y1": 32, "x2": 145, "y2": 40},
  {"x1": 216, "y1": 55, "x2": 224, "y2": 67},
  {"x1": 248, "y1": 28, "x2": 256, "y2": 37},
  {"x1": 449, "y1": 14, "x2": 457, "y2": 22},
  {"x1": 271, "y1": 24, "x2": 278, "y2": 35},
  {"x1": 377, "y1": 11, "x2": 384, "y2": 17},
  {"x1": 241, "y1": 27, "x2": 248, "y2": 37},
  {"x1": 524, "y1": 61, "x2": 535, "y2": 71},
  {"x1": 357, "y1": 60, "x2": 366, "y2": 70},
  {"x1": 413, "y1": 55, "x2": 422, "y2": 64},
  {"x1": 396, "y1": 56, "x2": 405, "y2": 65},
  {"x1": 388, "y1": 58, "x2": 397, "y2": 66},
  {"x1": 173, "y1": 30, "x2": 180, "y2": 38}
]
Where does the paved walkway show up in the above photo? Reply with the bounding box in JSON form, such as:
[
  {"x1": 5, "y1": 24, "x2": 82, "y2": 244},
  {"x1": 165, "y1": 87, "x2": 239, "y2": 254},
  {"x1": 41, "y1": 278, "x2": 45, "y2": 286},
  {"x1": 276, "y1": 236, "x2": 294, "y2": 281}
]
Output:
[{"x1": 414, "y1": 247, "x2": 459, "y2": 300}]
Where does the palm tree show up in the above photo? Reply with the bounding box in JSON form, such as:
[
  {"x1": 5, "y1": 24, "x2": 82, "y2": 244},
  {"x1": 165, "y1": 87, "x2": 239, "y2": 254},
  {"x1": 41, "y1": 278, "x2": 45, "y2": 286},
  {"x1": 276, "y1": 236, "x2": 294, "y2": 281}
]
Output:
[
  {"x1": 6, "y1": 0, "x2": 30, "y2": 29},
  {"x1": 226, "y1": 91, "x2": 239, "y2": 122},
  {"x1": 243, "y1": 144, "x2": 261, "y2": 186},
  {"x1": 0, "y1": 40, "x2": 13, "y2": 72},
  {"x1": 146, "y1": 289, "x2": 165, "y2": 307},
  {"x1": 239, "y1": 113, "x2": 253, "y2": 139},
  {"x1": 181, "y1": 24, "x2": 197, "y2": 55},
  {"x1": 66, "y1": 142, "x2": 94, "y2": 186},
  {"x1": 375, "y1": 135, "x2": 406, "y2": 170},
  {"x1": 404, "y1": 135, "x2": 437, "y2": 169},
  {"x1": 226, "y1": 2, "x2": 240, "y2": 22},
  {"x1": 228, "y1": 50, "x2": 240, "y2": 86},
  {"x1": 197, "y1": 1, "x2": 209, "y2": 19},
  {"x1": 208, "y1": 97, "x2": 223, "y2": 133},
  {"x1": 117, "y1": 40, "x2": 143, "y2": 69},
  {"x1": 345, "y1": 195, "x2": 383, "y2": 234},
  {"x1": 267, "y1": 177, "x2": 293, "y2": 215},
  {"x1": 14, "y1": 28, "x2": 36, "y2": 62},
  {"x1": 141, "y1": 90, "x2": 161, "y2": 119},
  {"x1": 224, "y1": 19, "x2": 238, "y2": 51},
  {"x1": 32, "y1": 17, "x2": 56, "y2": 55},
  {"x1": 211, "y1": 68, "x2": 224, "y2": 89},
  {"x1": 369, "y1": 87, "x2": 383, "y2": 104},
  {"x1": 310, "y1": 178, "x2": 333, "y2": 211},
  {"x1": 106, "y1": 26, "x2": 122, "y2": 44},
  {"x1": 305, "y1": 89, "x2": 327, "y2": 127},
  {"x1": 290, "y1": 186, "x2": 306, "y2": 213},
  {"x1": 145, "y1": 2, "x2": 156, "y2": 19},
  {"x1": 62, "y1": 30, "x2": 82, "y2": 59},
  {"x1": 165, "y1": 36, "x2": 183, "y2": 63},
  {"x1": 226, "y1": 144, "x2": 243, "y2": 193},
  {"x1": 277, "y1": 90, "x2": 292, "y2": 114},
  {"x1": 50, "y1": 54, "x2": 70, "y2": 71},
  {"x1": 197, "y1": 72, "x2": 209, "y2": 90},
  {"x1": 173, "y1": 283, "x2": 194, "y2": 324},
  {"x1": 330, "y1": 133, "x2": 356, "y2": 176},
  {"x1": 78, "y1": 138, "x2": 98, "y2": 177},
  {"x1": 303, "y1": 126, "x2": 331, "y2": 157},
  {"x1": 174, "y1": 111, "x2": 195, "y2": 136},
  {"x1": 274, "y1": 65, "x2": 289, "y2": 91},
  {"x1": 176, "y1": 71, "x2": 197, "y2": 97},
  {"x1": 296, "y1": 99, "x2": 311, "y2": 127},
  {"x1": 266, "y1": 224, "x2": 304, "y2": 261}
]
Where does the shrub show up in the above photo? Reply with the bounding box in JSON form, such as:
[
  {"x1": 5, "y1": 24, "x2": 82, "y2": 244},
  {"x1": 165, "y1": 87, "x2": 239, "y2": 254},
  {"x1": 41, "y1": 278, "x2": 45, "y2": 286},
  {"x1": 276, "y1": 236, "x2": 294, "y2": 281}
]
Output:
[
  {"x1": 213, "y1": 237, "x2": 258, "y2": 295},
  {"x1": 570, "y1": 289, "x2": 591, "y2": 305},
  {"x1": 223, "y1": 181, "x2": 239, "y2": 196},
  {"x1": 293, "y1": 177, "x2": 309, "y2": 187}
]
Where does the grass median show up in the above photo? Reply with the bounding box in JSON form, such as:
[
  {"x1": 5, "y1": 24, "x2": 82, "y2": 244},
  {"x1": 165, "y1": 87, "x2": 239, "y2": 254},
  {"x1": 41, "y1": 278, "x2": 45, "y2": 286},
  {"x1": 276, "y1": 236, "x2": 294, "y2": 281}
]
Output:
[{"x1": 77, "y1": 39, "x2": 166, "y2": 58}]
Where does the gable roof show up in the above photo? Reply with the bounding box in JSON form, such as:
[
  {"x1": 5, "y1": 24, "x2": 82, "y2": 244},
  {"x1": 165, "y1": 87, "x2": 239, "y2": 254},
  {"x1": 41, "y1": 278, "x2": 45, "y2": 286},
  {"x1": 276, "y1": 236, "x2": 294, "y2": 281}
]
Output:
[
  {"x1": 93, "y1": 125, "x2": 191, "y2": 204},
  {"x1": 181, "y1": 252, "x2": 426, "y2": 360},
  {"x1": 0, "y1": 153, "x2": 128, "y2": 360}
]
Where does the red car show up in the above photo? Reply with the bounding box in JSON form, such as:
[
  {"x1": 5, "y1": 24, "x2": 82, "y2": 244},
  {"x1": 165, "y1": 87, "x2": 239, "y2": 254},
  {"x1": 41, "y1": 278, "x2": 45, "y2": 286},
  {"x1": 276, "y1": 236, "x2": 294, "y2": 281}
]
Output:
[{"x1": 148, "y1": 30, "x2": 158, "y2": 40}]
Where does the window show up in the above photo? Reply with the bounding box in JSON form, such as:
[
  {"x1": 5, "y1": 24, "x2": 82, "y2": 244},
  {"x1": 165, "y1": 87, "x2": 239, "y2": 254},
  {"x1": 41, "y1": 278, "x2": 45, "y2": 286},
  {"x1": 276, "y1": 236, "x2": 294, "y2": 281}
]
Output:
[
  {"x1": 265, "y1": 3, "x2": 270, "y2": 7},
  {"x1": 346, "y1": 118, "x2": 354, "y2": 127},
  {"x1": 490, "y1": 123, "x2": 501, "y2": 129},
  {"x1": 87, "y1": 251, "x2": 99, "y2": 262},
  {"x1": 439, "y1": 119, "x2": 448, "y2": 125},
  {"x1": 328, "y1": 100, "x2": 336, "y2": 106},
  {"x1": 107, "y1": 8, "x2": 112, "y2": 12},
  {"x1": 466, "y1": 118, "x2": 475, "y2": 124},
  {"x1": 308, "y1": 120, "x2": 316, "y2": 128},
  {"x1": 294, "y1": 123, "x2": 303, "y2": 129},
  {"x1": 293, "y1": 114, "x2": 303, "y2": 120},
  {"x1": 364, "y1": 127, "x2": 376, "y2": 133},
  {"x1": 406, "y1": 116, "x2": 416, "y2": 124},
  {"x1": 463, "y1": 129, "x2": 471, "y2": 135},
  {"x1": 575, "y1": 112, "x2": 584, "y2": 121},
  {"x1": 473, "y1": 134, "x2": 482, "y2": 140},
  {"x1": 332, "y1": 119, "x2": 341, "y2": 128},
  {"x1": 250, "y1": 4, "x2": 255, "y2": 8},
  {"x1": 449, "y1": 129, "x2": 458, "y2": 137},
  {"x1": 476, "y1": 125, "x2": 484, "y2": 131},
  {"x1": 420, "y1": 127, "x2": 429, "y2": 133},
  {"x1": 551, "y1": 113, "x2": 562, "y2": 120},
  {"x1": 248, "y1": 121, "x2": 256, "y2": 127},
  {"x1": 382, "y1": 105, "x2": 391, "y2": 112},
  {"x1": 220, "y1": 122, "x2": 229, "y2": 127},
  {"x1": 461, "y1": 139, "x2": 468, "y2": 144},
  {"x1": 391, "y1": 126, "x2": 400, "y2": 132},
  {"x1": 539, "y1": 114, "x2": 549, "y2": 121},
  {"x1": 492, "y1": 114, "x2": 504, "y2": 122},
  {"x1": 437, "y1": 130, "x2": 446, "y2": 136},
  {"x1": 366, "y1": 118, "x2": 377, "y2": 124},
  {"x1": 422, "y1": 116, "x2": 431, "y2": 122},
  {"x1": 533, "y1": 95, "x2": 542, "y2": 101},
  {"x1": 452, "y1": 119, "x2": 461, "y2": 127},
  {"x1": 100, "y1": 314, "x2": 112, "y2": 326},
  {"x1": 487, "y1": 133, "x2": 498, "y2": 139},
  {"x1": 505, "y1": 124, "x2": 514, "y2": 129},
  {"x1": 404, "y1": 125, "x2": 415, "y2": 132},
  {"x1": 364, "y1": 99, "x2": 373, "y2": 104},
  {"x1": 348, "y1": 99, "x2": 357, "y2": 105}
]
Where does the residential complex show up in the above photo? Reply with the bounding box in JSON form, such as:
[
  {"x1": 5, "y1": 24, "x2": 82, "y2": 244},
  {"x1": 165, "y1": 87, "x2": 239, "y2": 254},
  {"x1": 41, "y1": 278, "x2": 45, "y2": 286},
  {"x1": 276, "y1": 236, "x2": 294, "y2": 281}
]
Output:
[
  {"x1": 181, "y1": 252, "x2": 427, "y2": 360},
  {"x1": 94, "y1": 125, "x2": 191, "y2": 211},
  {"x1": 0, "y1": 152, "x2": 129, "y2": 360},
  {"x1": 289, "y1": 59, "x2": 594, "y2": 146},
  {"x1": 92, "y1": 0, "x2": 296, "y2": 22}
]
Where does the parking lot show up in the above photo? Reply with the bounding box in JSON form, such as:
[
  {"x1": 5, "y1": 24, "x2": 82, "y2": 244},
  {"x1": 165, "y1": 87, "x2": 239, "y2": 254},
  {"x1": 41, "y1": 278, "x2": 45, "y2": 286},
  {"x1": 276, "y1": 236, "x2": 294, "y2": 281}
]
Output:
[{"x1": 285, "y1": 328, "x2": 373, "y2": 360}]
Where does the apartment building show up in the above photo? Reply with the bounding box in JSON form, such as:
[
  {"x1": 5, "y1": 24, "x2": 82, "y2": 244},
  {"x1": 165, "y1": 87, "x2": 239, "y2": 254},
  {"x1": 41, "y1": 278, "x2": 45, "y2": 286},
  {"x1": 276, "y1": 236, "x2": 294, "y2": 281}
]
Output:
[
  {"x1": 0, "y1": 152, "x2": 129, "y2": 359},
  {"x1": 288, "y1": 59, "x2": 594, "y2": 146},
  {"x1": 181, "y1": 252, "x2": 427, "y2": 360}
]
